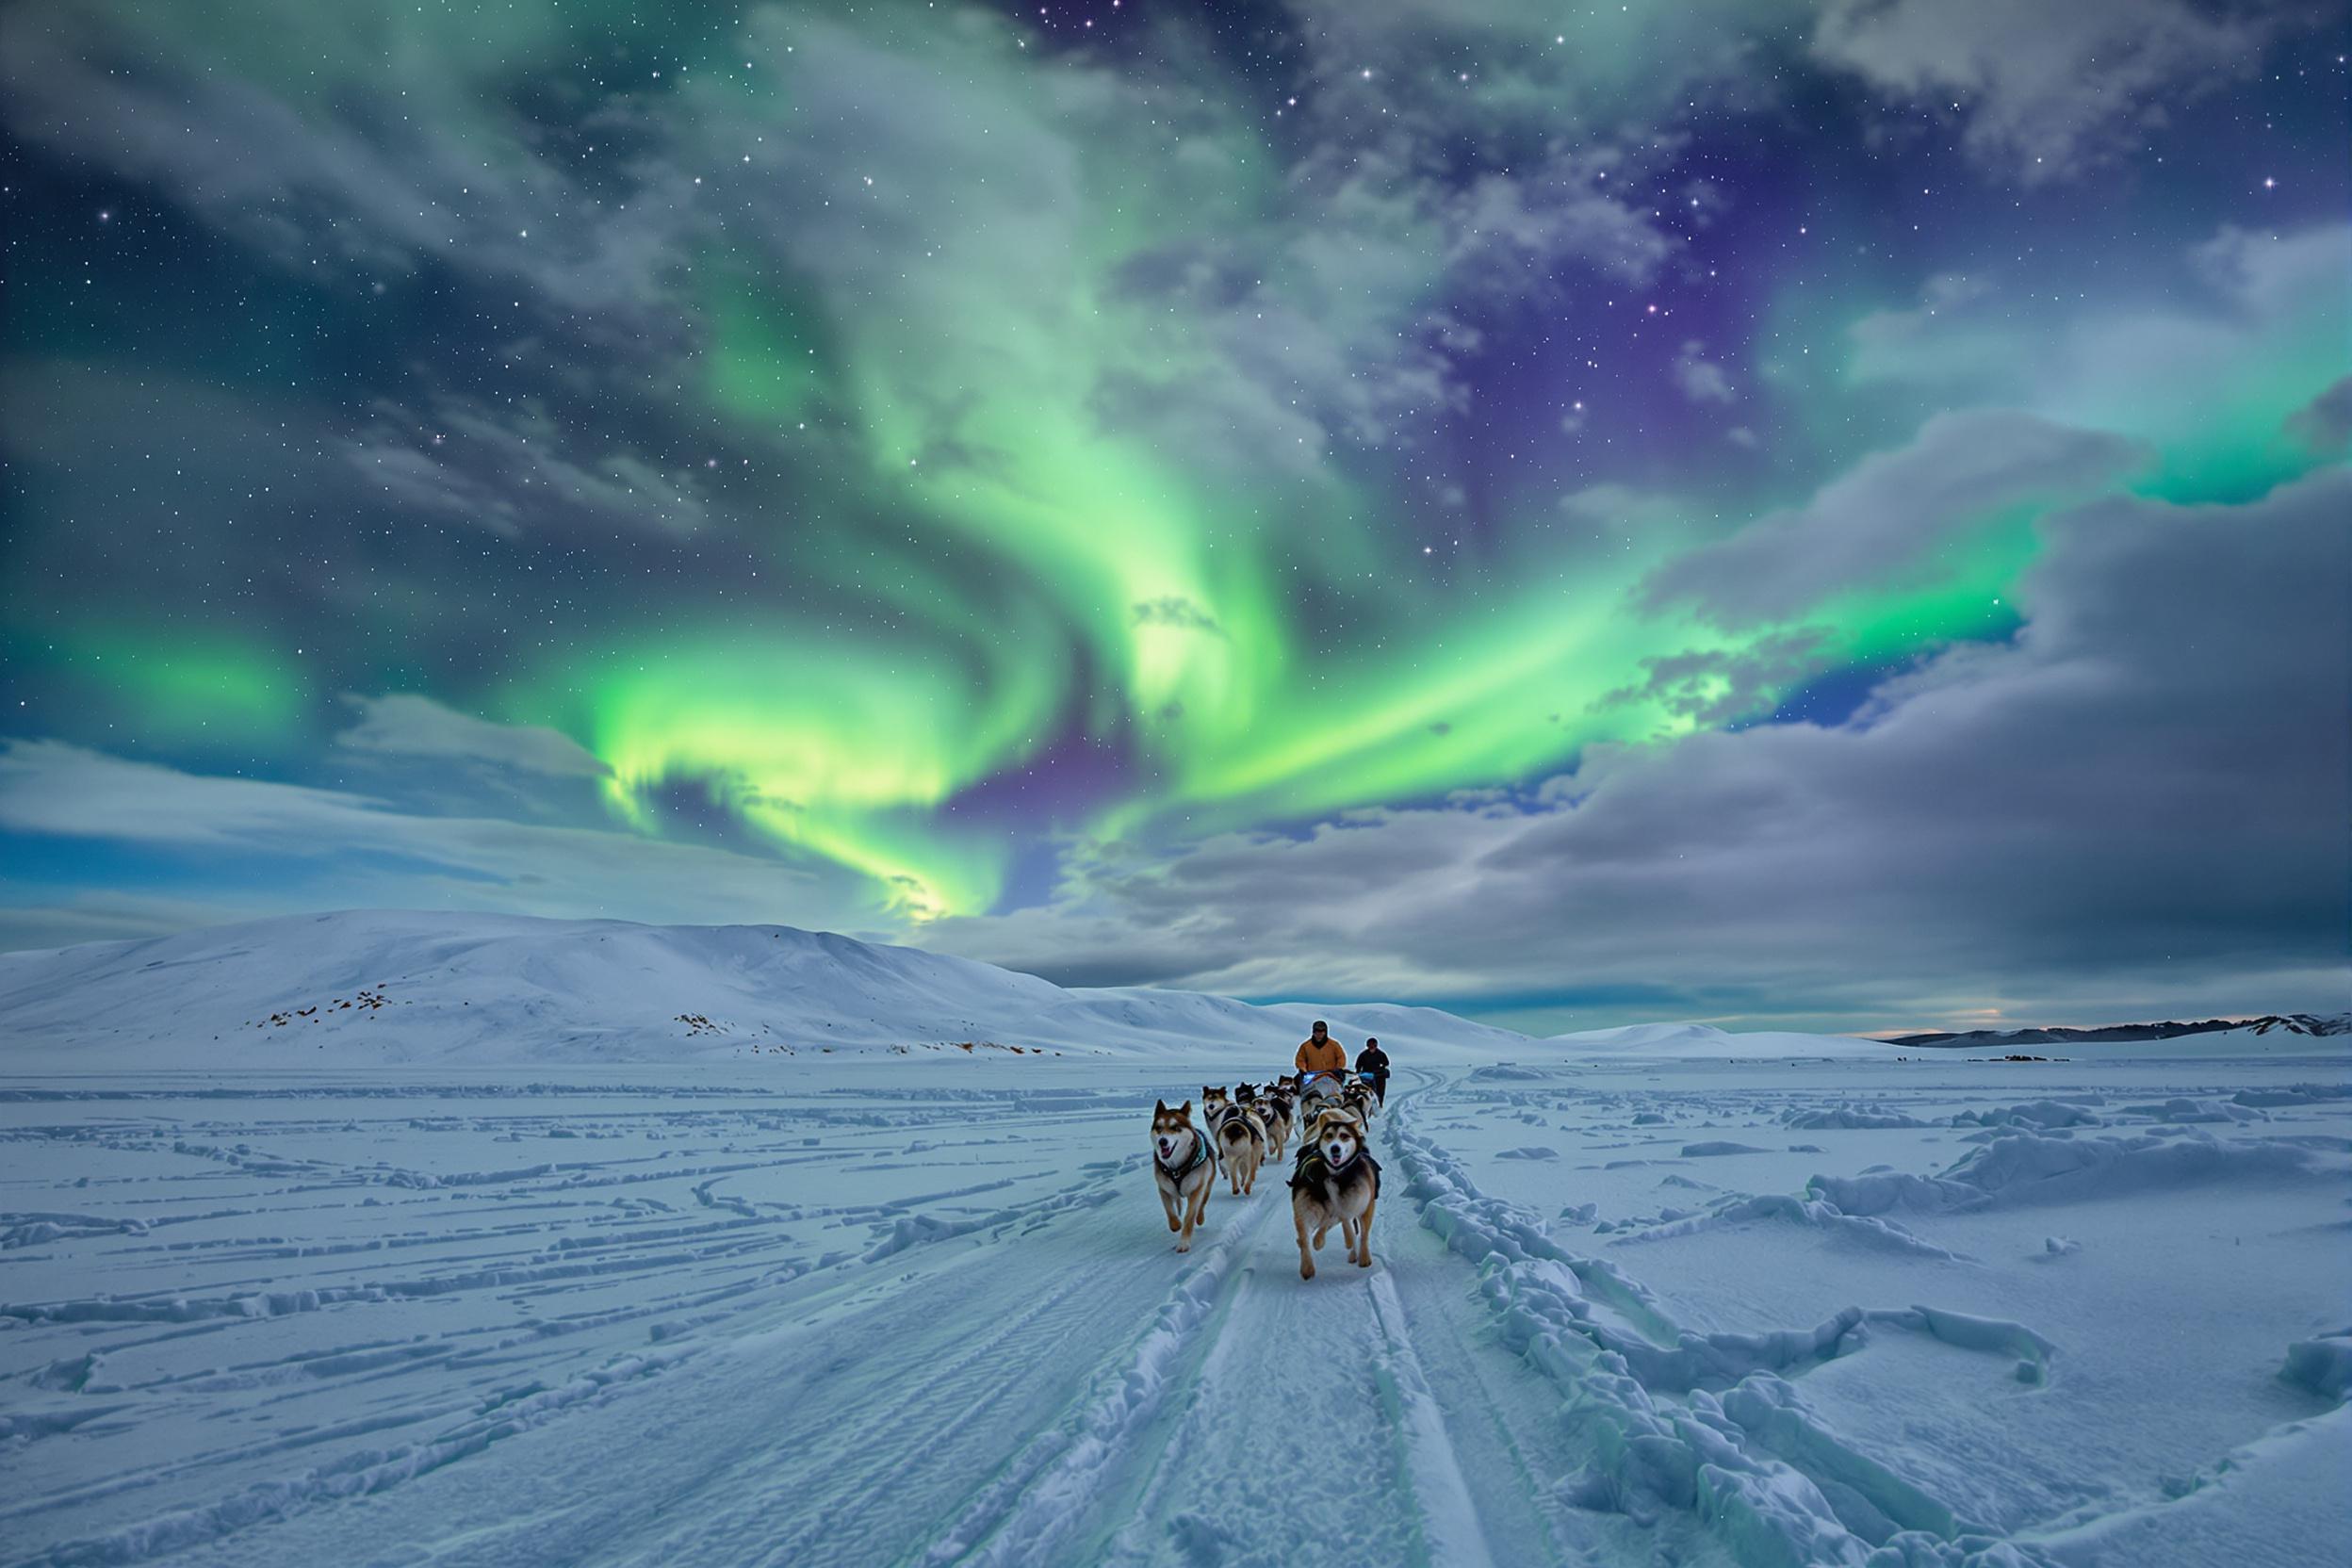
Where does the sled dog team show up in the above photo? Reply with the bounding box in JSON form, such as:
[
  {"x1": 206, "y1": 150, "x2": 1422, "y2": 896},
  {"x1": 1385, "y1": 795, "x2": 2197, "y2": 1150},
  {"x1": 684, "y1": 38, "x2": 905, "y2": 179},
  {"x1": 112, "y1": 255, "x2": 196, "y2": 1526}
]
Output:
[{"x1": 1152, "y1": 1023, "x2": 1388, "y2": 1281}]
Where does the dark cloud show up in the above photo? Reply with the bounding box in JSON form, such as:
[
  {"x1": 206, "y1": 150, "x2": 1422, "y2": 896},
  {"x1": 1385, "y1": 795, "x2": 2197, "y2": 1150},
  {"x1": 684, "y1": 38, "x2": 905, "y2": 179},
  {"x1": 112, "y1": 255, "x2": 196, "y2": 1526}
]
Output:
[
  {"x1": 2286, "y1": 375, "x2": 2352, "y2": 456},
  {"x1": 1131, "y1": 597, "x2": 1227, "y2": 636},
  {"x1": 934, "y1": 470, "x2": 2352, "y2": 1031},
  {"x1": 1813, "y1": 0, "x2": 2281, "y2": 183},
  {"x1": 1592, "y1": 631, "x2": 1836, "y2": 728},
  {"x1": 0, "y1": 2, "x2": 699, "y2": 334},
  {"x1": 342, "y1": 400, "x2": 712, "y2": 541}
]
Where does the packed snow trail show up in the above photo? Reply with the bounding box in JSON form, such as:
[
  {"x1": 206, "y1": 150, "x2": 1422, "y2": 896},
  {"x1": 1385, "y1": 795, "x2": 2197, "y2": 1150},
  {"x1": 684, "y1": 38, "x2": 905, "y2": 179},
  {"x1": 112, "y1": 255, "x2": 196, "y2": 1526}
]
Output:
[
  {"x1": 1082, "y1": 1075, "x2": 1512, "y2": 1568},
  {"x1": 4, "y1": 1052, "x2": 2346, "y2": 1567}
]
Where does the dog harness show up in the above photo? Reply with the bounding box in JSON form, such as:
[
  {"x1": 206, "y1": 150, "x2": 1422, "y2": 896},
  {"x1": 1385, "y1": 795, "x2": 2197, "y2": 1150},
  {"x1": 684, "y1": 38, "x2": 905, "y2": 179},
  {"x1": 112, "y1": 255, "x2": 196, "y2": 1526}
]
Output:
[
  {"x1": 1288, "y1": 1144, "x2": 1378, "y2": 1191},
  {"x1": 1288, "y1": 1142, "x2": 1373, "y2": 1189},
  {"x1": 1160, "y1": 1126, "x2": 1215, "y2": 1178}
]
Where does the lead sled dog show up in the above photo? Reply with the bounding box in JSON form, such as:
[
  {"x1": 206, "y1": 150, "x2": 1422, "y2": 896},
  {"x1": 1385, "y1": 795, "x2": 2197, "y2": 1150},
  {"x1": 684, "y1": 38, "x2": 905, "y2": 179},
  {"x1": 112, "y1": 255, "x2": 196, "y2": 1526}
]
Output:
[{"x1": 1289, "y1": 1106, "x2": 1380, "y2": 1279}]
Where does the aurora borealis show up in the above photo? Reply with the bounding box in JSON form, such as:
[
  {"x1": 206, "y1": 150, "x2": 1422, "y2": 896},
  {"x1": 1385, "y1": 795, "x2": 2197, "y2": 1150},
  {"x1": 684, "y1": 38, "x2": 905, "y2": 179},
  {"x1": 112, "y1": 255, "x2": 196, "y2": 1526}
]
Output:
[{"x1": 2, "y1": 1, "x2": 2346, "y2": 1032}]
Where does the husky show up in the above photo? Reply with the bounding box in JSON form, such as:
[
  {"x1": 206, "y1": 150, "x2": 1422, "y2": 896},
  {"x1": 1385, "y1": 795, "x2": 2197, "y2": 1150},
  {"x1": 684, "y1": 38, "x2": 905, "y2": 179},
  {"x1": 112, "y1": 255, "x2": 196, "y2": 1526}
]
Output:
[
  {"x1": 1290, "y1": 1108, "x2": 1380, "y2": 1279},
  {"x1": 1340, "y1": 1079, "x2": 1378, "y2": 1122},
  {"x1": 1201, "y1": 1086, "x2": 1234, "y2": 1132},
  {"x1": 1312, "y1": 1100, "x2": 1369, "y2": 1156},
  {"x1": 1256, "y1": 1089, "x2": 1295, "y2": 1161},
  {"x1": 1152, "y1": 1100, "x2": 1218, "y2": 1251},
  {"x1": 1217, "y1": 1103, "x2": 1268, "y2": 1195}
]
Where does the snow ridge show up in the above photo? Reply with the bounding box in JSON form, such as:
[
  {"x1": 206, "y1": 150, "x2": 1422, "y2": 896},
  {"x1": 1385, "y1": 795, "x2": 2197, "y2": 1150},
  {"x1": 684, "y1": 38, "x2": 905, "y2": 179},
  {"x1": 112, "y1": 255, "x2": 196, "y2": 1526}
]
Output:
[{"x1": 1384, "y1": 1080, "x2": 2066, "y2": 1568}]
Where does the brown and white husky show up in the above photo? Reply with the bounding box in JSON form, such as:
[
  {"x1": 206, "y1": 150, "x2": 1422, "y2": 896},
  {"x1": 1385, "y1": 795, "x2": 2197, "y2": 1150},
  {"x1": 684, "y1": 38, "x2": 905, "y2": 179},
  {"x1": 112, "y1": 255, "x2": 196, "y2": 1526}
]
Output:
[{"x1": 1151, "y1": 1100, "x2": 1218, "y2": 1251}]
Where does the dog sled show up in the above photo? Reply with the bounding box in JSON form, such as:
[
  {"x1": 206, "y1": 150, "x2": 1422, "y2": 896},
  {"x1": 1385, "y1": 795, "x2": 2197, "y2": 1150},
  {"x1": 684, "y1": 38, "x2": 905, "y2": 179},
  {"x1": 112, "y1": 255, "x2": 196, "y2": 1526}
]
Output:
[{"x1": 1297, "y1": 1069, "x2": 1350, "y2": 1116}]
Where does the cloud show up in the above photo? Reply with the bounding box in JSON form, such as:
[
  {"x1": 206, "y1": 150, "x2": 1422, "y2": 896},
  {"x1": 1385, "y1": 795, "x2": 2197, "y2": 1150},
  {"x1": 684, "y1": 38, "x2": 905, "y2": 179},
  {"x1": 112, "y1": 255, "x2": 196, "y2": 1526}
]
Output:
[
  {"x1": 1591, "y1": 631, "x2": 1835, "y2": 727},
  {"x1": 1639, "y1": 409, "x2": 2143, "y2": 628},
  {"x1": 1838, "y1": 223, "x2": 2352, "y2": 507},
  {"x1": 342, "y1": 400, "x2": 711, "y2": 541},
  {"x1": 1130, "y1": 598, "x2": 1227, "y2": 636},
  {"x1": 1812, "y1": 0, "x2": 2278, "y2": 183},
  {"x1": 335, "y1": 695, "x2": 611, "y2": 778},
  {"x1": 0, "y1": 1, "x2": 695, "y2": 335},
  {"x1": 0, "y1": 741, "x2": 891, "y2": 938},
  {"x1": 0, "y1": 890, "x2": 261, "y2": 955},
  {"x1": 1848, "y1": 273, "x2": 1998, "y2": 378},
  {"x1": 1672, "y1": 340, "x2": 1737, "y2": 405},
  {"x1": 929, "y1": 470, "x2": 2352, "y2": 1031},
  {"x1": 1443, "y1": 150, "x2": 1678, "y2": 298}
]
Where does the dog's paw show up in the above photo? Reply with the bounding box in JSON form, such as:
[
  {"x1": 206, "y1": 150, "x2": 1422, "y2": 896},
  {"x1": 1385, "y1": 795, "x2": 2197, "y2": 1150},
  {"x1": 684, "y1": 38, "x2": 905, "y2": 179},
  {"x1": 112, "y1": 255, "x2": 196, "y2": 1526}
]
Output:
[
  {"x1": 1166, "y1": 1214, "x2": 1181, "y2": 1231},
  {"x1": 1299, "y1": 1260, "x2": 1315, "y2": 1280},
  {"x1": 1175, "y1": 1239, "x2": 1192, "y2": 1252}
]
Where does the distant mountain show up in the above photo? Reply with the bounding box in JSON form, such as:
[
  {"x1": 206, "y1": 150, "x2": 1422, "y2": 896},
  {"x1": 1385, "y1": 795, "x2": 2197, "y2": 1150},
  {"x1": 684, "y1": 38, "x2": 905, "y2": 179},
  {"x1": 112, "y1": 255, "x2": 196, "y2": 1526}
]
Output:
[
  {"x1": 1887, "y1": 1013, "x2": 2352, "y2": 1049},
  {"x1": 1538, "y1": 1021, "x2": 1898, "y2": 1060}
]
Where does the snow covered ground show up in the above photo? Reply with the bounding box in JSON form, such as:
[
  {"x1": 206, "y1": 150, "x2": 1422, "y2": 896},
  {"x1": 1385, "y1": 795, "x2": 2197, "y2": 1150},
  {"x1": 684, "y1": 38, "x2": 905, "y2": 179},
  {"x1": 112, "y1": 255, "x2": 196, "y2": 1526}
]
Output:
[{"x1": 3, "y1": 917, "x2": 2347, "y2": 1566}]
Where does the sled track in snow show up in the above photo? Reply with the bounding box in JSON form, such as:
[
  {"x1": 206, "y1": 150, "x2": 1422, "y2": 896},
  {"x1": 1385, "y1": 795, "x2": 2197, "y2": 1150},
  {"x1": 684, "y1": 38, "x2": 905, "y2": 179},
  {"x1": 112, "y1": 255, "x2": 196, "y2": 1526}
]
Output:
[
  {"x1": 595, "y1": 1230, "x2": 1177, "y2": 1567},
  {"x1": 912, "y1": 1186, "x2": 1285, "y2": 1567},
  {"x1": 1362, "y1": 1267, "x2": 1498, "y2": 1568},
  {"x1": 1074, "y1": 1072, "x2": 1523, "y2": 1568}
]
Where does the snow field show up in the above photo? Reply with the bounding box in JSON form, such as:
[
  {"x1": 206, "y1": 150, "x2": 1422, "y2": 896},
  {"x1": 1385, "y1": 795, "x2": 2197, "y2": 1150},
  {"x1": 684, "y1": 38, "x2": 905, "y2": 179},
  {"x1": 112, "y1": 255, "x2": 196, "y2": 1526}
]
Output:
[{"x1": 2, "y1": 1045, "x2": 2345, "y2": 1567}]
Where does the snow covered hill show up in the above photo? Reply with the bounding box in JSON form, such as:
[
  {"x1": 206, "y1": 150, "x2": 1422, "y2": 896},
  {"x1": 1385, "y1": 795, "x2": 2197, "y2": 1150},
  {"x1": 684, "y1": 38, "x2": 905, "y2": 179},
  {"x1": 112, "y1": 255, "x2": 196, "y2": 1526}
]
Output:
[{"x1": 0, "y1": 909, "x2": 1559, "y2": 1070}]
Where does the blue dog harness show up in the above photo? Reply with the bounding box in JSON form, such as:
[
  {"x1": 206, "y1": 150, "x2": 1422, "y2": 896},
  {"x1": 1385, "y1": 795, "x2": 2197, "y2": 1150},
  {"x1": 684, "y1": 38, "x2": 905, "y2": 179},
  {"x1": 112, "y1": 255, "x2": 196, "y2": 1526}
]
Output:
[{"x1": 1160, "y1": 1126, "x2": 1216, "y2": 1178}]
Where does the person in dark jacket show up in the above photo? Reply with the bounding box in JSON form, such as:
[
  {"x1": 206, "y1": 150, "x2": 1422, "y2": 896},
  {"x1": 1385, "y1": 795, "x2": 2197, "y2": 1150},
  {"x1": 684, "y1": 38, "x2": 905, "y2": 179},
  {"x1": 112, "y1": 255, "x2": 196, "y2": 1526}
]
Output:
[{"x1": 1355, "y1": 1037, "x2": 1391, "y2": 1104}]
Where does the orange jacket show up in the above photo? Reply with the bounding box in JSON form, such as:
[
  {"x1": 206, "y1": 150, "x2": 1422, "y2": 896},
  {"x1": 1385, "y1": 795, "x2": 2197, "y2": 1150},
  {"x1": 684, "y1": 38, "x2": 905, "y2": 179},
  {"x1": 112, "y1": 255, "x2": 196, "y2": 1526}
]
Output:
[{"x1": 1296, "y1": 1036, "x2": 1347, "y2": 1074}]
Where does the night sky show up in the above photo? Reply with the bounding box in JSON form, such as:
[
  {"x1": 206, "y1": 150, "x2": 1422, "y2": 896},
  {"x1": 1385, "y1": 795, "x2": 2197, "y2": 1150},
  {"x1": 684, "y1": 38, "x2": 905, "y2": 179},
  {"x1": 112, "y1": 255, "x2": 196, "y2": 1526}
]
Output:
[{"x1": 2, "y1": 0, "x2": 2345, "y2": 1034}]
